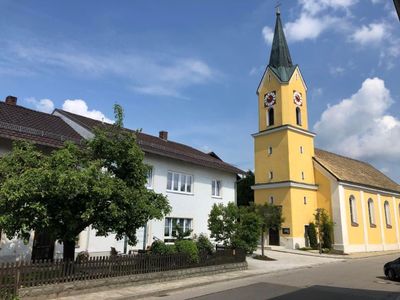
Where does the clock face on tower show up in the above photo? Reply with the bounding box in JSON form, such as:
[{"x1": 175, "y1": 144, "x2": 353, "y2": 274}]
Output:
[
  {"x1": 293, "y1": 91, "x2": 303, "y2": 106},
  {"x1": 264, "y1": 91, "x2": 276, "y2": 107}
]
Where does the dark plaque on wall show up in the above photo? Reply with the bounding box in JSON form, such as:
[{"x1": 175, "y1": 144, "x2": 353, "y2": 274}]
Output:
[{"x1": 282, "y1": 228, "x2": 290, "y2": 234}]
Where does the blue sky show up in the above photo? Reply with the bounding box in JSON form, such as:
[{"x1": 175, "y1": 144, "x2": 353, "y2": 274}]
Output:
[{"x1": 1, "y1": 0, "x2": 399, "y2": 182}]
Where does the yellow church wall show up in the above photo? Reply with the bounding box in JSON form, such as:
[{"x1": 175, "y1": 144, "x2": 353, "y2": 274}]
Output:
[
  {"x1": 363, "y1": 192, "x2": 382, "y2": 245},
  {"x1": 289, "y1": 188, "x2": 318, "y2": 238},
  {"x1": 254, "y1": 130, "x2": 289, "y2": 184},
  {"x1": 344, "y1": 188, "x2": 365, "y2": 245},
  {"x1": 287, "y1": 130, "x2": 315, "y2": 184},
  {"x1": 254, "y1": 188, "x2": 292, "y2": 232},
  {"x1": 381, "y1": 196, "x2": 397, "y2": 244},
  {"x1": 258, "y1": 69, "x2": 309, "y2": 132},
  {"x1": 314, "y1": 168, "x2": 332, "y2": 217}
]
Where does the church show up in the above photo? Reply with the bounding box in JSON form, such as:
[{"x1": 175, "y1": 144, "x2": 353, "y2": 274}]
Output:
[{"x1": 252, "y1": 10, "x2": 400, "y2": 254}]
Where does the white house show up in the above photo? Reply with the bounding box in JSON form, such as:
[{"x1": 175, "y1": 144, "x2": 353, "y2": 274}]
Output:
[
  {"x1": 0, "y1": 96, "x2": 242, "y2": 261},
  {"x1": 53, "y1": 109, "x2": 242, "y2": 257}
]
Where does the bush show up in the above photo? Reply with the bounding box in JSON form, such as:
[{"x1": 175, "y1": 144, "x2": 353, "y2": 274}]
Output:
[
  {"x1": 175, "y1": 240, "x2": 199, "y2": 263},
  {"x1": 322, "y1": 221, "x2": 334, "y2": 249},
  {"x1": 76, "y1": 251, "x2": 89, "y2": 263},
  {"x1": 151, "y1": 240, "x2": 176, "y2": 255},
  {"x1": 307, "y1": 222, "x2": 318, "y2": 249},
  {"x1": 195, "y1": 234, "x2": 214, "y2": 254}
]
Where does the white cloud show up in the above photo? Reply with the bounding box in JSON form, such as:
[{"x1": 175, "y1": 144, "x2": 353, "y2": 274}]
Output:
[
  {"x1": 285, "y1": 14, "x2": 338, "y2": 42},
  {"x1": 26, "y1": 97, "x2": 55, "y2": 113},
  {"x1": 351, "y1": 22, "x2": 388, "y2": 45},
  {"x1": 314, "y1": 77, "x2": 400, "y2": 181},
  {"x1": 62, "y1": 99, "x2": 113, "y2": 123},
  {"x1": 300, "y1": 0, "x2": 358, "y2": 15},
  {"x1": 262, "y1": 26, "x2": 274, "y2": 44},
  {"x1": 329, "y1": 66, "x2": 345, "y2": 76},
  {"x1": 6, "y1": 45, "x2": 216, "y2": 99}
]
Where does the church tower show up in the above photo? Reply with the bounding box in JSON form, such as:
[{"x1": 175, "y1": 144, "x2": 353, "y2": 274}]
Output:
[{"x1": 253, "y1": 10, "x2": 318, "y2": 248}]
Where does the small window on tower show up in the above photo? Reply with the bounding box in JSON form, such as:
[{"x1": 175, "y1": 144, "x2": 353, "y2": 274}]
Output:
[
  {"x1": 268, "y1": 147, "x2": 272, "y2": 155},
  {"x1": 269, "y1": 171, "x2": 273, "y2": 180},
  {"x1": 269, "y1": 196, "x2": 274, "y2": 204},
  {"x1": 296, "y1": 107, "x2": 302, "y2": 126},
  {"x1": 304, "y1": 196, "x2": 307, "y2": 205},
  {"x1": 301, "y1": 171, "x2": 305, "y2": 180},
  {"x1": 267, "y1": 108, "x2": 274, "y2": 126},
  {"x1": 300, "y1": 146, "x2": 304, "y2": 154}
]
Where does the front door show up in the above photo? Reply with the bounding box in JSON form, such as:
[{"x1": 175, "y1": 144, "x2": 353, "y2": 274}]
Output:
[
  {"x1": 31, "y1": 231, "x2": 55, "y2": 261},
  {"x1": 269, "y1": 228, "x2": 280, "y2": 246},
  {"x1": 304, "y1": 225, "x2": 310, "y2": 247}
]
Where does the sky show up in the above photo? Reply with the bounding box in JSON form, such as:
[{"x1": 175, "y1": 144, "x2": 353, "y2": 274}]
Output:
[{"x1": 0, "y1": 0, "x2": 399, "y2": 182}]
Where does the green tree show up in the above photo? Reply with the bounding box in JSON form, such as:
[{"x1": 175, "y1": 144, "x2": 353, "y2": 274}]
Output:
[
  {"x1": 307, "y1": 222, "x2": 318, "y2": 249},
  {"x1": 172, "y1": 224, "x2": 193, "y2": 240},
  {"x1": 0, "y1": 105, "x2": 171, "y2": 261},
  {"x1": 255, "y1": 203, "x2": 284, "y2": 257},
  {"x1": 236, "y1": 170, "x2": 254, "y2": 206},
  {"x1": 314, "y1": 208, "x2": 334, "y2": 253},
  {"x1": 208, "y1": 202, "x2": 261, "y2": 253}
]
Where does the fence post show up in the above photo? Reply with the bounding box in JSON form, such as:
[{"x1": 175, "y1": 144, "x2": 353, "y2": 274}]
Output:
[{"x1": 14, "y1": 260, "x2": 21, "y2": 296}]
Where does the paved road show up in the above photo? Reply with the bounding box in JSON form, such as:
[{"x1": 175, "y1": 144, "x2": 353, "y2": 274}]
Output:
[{"x1": 149, "y1": 253, "x2": 400, "y2": 300}]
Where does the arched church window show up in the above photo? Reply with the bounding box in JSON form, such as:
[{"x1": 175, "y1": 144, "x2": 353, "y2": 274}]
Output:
[
  {"x1": 384, "y1": 201, "x2": 391, "y2": 228},
  {"x1": 296, "y1": 107, "x2": 302, "y2": 126},
  {"x1": 349, "y1": 196, "x2": 358, "y2": 226},
  {"x1": 267, "y1": 108, "x2": 274, "y2": 126},
  {"x1": 368, "y1": 199, "x2": 375, "y2": 227}
]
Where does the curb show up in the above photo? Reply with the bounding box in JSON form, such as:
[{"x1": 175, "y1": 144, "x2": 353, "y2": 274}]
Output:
[{"x1": 268, "y1": 249, "x2": 399, "y2": 260}]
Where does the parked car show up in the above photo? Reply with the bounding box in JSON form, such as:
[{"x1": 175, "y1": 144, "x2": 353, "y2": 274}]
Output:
[{"x1": 384, "y1": 257, "x2": 400, "y2": 280}]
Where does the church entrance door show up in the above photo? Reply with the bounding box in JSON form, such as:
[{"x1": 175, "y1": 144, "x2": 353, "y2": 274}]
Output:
[{"x1": 269, "y1": 228, "x2": 280, "y2": 246}]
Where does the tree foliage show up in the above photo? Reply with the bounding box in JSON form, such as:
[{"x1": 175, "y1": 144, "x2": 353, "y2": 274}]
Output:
[
  {"x1": 0, "y1": 105, "x2": 171, "y2": 260},
  {"x1": 207, "y1": 202, "x2": 261, "y2": 253},
  {"x1": 236, "y1": 170, "x2": 254, "y2": 206},
  {"x1": 307, "y1": 222, "x2": 318, "y2": 249},
  {"x1": 254, "y1": 203, "x2": 284, "y2": 257},
  {"x1": 314, "y1": 208, "x2": 334, "y2": 252}
]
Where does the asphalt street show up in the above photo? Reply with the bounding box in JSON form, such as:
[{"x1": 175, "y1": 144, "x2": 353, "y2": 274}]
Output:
[{"x1": 152, "y1": 253, "x2": 400, "y2": 300}]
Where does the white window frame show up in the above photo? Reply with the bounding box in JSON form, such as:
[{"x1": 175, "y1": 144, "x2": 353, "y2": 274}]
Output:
[
  {"x1": 145, "y1": 166, "x2": 153, "y2": 189},
  {"x1": 212, "y1": 179, "x2": 222, "y2": 198},
  {"x1": 164, "y1": 217, "x2": 193, "y2": 239},
  {"x1": 166, "y1": 171, "x2": 193, "y2": 194},
  {"x1": 367, "y1": 199, "x2": 376, "y2": 226},
  {"x1": 384, "y1": 201, "x2": 392, "y2": 227},
  {"x1": 349, "y1": 195, "x2": 358, "y2": 225}
]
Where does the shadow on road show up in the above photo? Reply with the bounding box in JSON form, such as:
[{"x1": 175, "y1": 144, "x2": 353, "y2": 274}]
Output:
[{"x1": 189, "y1": 282, "x2": 400, "y2": 300}]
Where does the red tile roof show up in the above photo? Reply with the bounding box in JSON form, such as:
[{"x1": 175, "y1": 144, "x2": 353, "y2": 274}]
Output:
[
  {"x1": 0, "y1": 102, "x2": 83, "y2": 148},
  {"x1": 54, "y1": 109, "x2": 244, "y2": 174}
]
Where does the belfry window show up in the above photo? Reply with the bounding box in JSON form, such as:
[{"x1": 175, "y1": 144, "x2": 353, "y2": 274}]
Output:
[
  {"x1": 267, "y1": 108, "x2": 274, "y2": 126},
  {"x1": 296, "y1": 107, "x2": 302, "y2": 126},
  {"x1": 384, "y1": 201, "x2": 392, "y2": 228},
  {"x1": 368, "y1": 199, "x2": 376, "y2": 227},
  {"x1": 349, "y1": 195, "x2": 358, "y2": 226}
]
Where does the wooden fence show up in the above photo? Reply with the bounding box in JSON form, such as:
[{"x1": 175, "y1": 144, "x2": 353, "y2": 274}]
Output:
[{"x1": 0, "y1": 249, "x2": 245, "y2": 298}]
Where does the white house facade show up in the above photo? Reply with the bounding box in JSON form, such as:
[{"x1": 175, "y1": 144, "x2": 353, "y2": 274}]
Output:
[{"x1": 0, "y1": 97, "x2": 242, "y2": 261}]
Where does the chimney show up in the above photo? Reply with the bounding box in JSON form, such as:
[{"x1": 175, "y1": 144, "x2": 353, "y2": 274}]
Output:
[
  {"x1": 159, "y1": 131, "x2": 168, "y2": 140},
  {"x1": 5, "y1": 96, "x2": 17, "y2": 106}
]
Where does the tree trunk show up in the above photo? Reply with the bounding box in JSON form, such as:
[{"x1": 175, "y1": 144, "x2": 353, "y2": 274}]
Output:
[
  {"x1": 63, "y1": 239, "x2": 76, "y2": 261},
  {"x1": 261, "y1": 230, "x2": 265, "y2": 257}
]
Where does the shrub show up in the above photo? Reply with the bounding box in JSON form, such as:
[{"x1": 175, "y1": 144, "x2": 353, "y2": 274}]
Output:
[
  {"x1": 195, "y1": 234, "x2": 214, "y2": 254},
  {"x1": 307, "y1": 222, "x2": 318, "y2": 249},
  {"x1": 175, "y1": 240, "x2": 199, "y2": 263},
  {"x1": 76, "y1": 251, "x2": 89, "y2": 263},
  {"x1": 151, "y1": 240, "x2": 176, "y2": 255},
  {"x1": 322, "y1": 220, "x2": 334, "y2": 249}
]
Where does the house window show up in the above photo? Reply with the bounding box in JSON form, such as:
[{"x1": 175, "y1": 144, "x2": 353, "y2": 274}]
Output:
[
  {"x1": 268, "y1": 147, "x2": 273, "y2": 155},
  {"x1": 349, "y1": 195, "x2": 358, "y2": 226},
  {"x1": 267, "y1": 108, "x2": 274, "y2": 126},
  {"x1": 269, "y1": 196, "x2": 274, "y2": 204},
  {"x1": 384, "y1": 201, "x2": 392, "y2": 228},
  {"x1": 300, "y1": 146, "x2": 304, "y2": 154},
  {"x1": 296, "y1": 107, "x2": 302, "y2": 126},
  {"x1": 167, "y1": 171, "x2": 193, "y2": 193},
  {"x1": 301, "y1": 171, "x2": 305, "y2": 180},
  {"x1": 164, "y1": 218, "x2": 193, "y2": 238},
  {"x1": 145, "y1": 166, "x2": 153, "y2": 188},
  {"x1": 269, "y1": 171, "x2": 273, "y2": 180},
  {"x1": 212, "y1": 180, "x2": 221, "y2": 197},
  {"x1": 368, "y1": 199, "x2": 376, "y2": 227},
  {"x1": 304, "y1": 196, "x2": 307, "y2": 205}
]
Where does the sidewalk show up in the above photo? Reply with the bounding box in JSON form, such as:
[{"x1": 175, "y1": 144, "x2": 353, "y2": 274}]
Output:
[
  {"x1": 264, "y1": 245, "x2": 400, "y2": 259},
  {"x1": 55, "y1": 250, "x2": 340, "y2": 300}
]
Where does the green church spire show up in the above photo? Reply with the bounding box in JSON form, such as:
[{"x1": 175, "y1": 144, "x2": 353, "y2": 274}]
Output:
[{"x1": 268, "y1": 10, "x2": 296, "y2": 82}]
